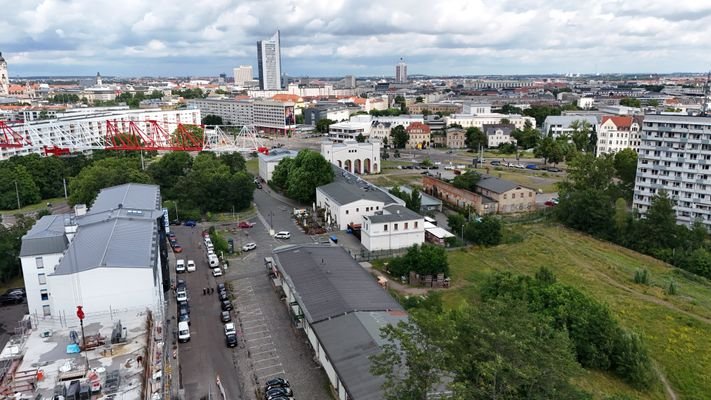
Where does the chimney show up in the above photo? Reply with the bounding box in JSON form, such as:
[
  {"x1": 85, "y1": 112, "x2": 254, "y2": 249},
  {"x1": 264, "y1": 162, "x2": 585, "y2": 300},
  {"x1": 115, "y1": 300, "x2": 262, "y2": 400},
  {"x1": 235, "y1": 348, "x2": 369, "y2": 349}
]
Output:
[{"x1": 74, "y1": 204, "x2": 87, "y2": 216}]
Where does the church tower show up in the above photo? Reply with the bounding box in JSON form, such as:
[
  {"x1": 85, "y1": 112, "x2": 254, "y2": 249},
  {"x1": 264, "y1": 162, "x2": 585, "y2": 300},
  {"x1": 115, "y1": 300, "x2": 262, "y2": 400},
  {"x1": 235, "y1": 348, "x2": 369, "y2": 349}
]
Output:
[{"x1": 0, "y1": 52, "x2": 9, "y2": 96}]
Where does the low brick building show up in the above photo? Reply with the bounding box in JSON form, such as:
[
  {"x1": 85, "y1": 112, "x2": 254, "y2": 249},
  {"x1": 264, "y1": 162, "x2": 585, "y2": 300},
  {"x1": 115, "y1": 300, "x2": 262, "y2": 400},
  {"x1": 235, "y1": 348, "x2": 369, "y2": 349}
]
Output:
[
  {"x1": 422, "y1": 175, "x2": 536, "y2": 215},
  {"x1": 422, "y1": 176, "x2": 494, "y2": 215}
]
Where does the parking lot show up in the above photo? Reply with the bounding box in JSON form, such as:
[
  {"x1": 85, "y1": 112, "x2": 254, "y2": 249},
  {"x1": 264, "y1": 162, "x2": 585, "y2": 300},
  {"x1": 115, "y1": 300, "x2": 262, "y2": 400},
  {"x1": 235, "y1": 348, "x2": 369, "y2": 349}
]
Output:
[{"x1": 224, "y1": 189, "x2": 333, "y2": 399}]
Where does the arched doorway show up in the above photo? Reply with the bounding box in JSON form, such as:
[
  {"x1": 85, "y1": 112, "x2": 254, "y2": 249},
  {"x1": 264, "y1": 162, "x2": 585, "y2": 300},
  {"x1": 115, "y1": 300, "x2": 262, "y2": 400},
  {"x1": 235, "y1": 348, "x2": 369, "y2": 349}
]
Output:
[
  {"x1": 354, "y1": 159, "x2": 362, "y2": 174},
  {"x1": 364, "y1": 158, "x2": 371, "y2": 174},
  {"x1": 337, "y1": 160, "x2": 342, "y2": 168},
  {"x1": 344, "y1": 159, "x2": 352, "y2": 172}
]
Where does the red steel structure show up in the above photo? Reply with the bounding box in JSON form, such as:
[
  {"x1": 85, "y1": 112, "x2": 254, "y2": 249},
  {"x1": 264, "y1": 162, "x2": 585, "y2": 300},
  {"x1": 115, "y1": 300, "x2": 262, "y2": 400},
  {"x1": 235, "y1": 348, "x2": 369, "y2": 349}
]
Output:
[{"x1": 0, "y1": 121, "x2": 31, "y2": 148}]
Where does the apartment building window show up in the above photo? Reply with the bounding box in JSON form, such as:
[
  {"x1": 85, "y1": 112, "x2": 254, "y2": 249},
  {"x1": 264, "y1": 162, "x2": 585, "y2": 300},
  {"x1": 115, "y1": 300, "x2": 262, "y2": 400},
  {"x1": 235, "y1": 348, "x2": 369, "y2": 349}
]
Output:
[
  {"x1": 384, "y1": 224, "x2": 388, "y2": 231},
  {"x1": 345, "y1": 210, "x2": 349, "y2": 215},
  {"x1": 40, "y1": 289, "x2": 49, "y2": 301},
  {"x1": 414, "y1": 221, "x2": 418, "y2": 228},
  {"x1": 42, "y1": 305, "x2": 51, "y2": 316},
  {"x1": 35, "y1": 256, "x2": 44, "y2": 269},
  {"x1": 394, "y1": 223, "x2": 399, "y2": 231},
  {"x1": 404, "y1": 222, "x2": 409, "y2": 229},
  {"x1": 38, "y1": 273, "x2": 46, "y2": 285}
]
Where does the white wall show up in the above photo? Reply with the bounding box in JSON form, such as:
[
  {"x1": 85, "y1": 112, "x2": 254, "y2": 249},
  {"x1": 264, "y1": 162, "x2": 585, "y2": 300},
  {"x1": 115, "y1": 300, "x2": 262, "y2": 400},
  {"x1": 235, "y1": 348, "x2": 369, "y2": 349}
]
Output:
[
  {"x1": 316, "y1": 189, "x2": 387, "y2": 230},
  {"x1": 20, "y1": 253, "x2": 63, "y2": 317},
  {"x1": 321, "y1": 141, "x2": 381, "y2": 174},
  {"x1": 361, "y1": 218, "x2": 425, "y2": 251},
  {"x1": 48, "y1": 267, "x2": 158, "y2": 317}
]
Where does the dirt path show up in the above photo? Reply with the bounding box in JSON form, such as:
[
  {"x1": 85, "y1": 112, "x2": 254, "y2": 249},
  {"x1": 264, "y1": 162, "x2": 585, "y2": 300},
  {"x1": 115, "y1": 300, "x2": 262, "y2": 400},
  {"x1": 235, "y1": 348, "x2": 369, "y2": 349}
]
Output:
[{"x1": 653, "y1": 362, "x2": 678, "y2": 400}]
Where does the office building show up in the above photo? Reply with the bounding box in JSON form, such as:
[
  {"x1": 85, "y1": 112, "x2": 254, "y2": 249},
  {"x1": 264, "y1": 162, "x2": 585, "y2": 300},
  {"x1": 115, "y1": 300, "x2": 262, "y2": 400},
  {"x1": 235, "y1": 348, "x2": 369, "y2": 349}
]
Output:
[
  {"x1": 233, "y1": 65, "x2": 254, "y2": 86},
  {"x1": 633, "y1": 114, "x2": 711, "y2": 228},
  {"x1": 304, "y1": 105, "x2": 350, "y2": 126},
  {"x1": 19, "y1": 183, "x2": 167, "y2": 318},
  {"x1": 395, "y1": 58, "x2": 407, "y2": 83},
  {"x1": 343, "y1": 75, "x2": 355, "y2": 88},
  {"x1": 257, "y1": 31, "x2": 282, "y2": 90},
  {"x1": 0, "y1": 51, "x2": 9, "y2": 96},
  {"x1": 188, "y1": 98, "x2": 254, "y2": 126}
]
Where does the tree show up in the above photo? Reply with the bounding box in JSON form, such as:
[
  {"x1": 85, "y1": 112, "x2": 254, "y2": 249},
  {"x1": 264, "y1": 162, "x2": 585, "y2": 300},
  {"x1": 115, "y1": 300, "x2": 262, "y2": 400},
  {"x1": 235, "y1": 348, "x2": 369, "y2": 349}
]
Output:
[
  {"x1": 172, "y1": 125, "x2": 204, "y2": 147},
  {"x1": 68, "y1": 158, "x2": 152, "y2": 206},
  {"x1": 355, "y1": 133, "x2": 366, "y2": 143},
  {"x1": 8, "y1": 154, "x2": 67, "y2": 199},
  {"x1": 613, "y1": 148, "x2": 638, "y2": 200},
  {"x1": 0, "y1": 164, "x2": 41, "y2": 209},
  {"x1": 464, "y1": 127, "x2": 487, "y2": 150},
  {"x1": 415, "y1": 96, "x2": 424, "y2": 103},
  {"x1": 0, "y1": 215, "x2": 36, "y2": 282},
  {"x1": 147, "y1": 152, "x2": 193, "y2": 200},
  {"x1": 389, "y1": 186, "x2": 422, "y2": 212},
  {"x1": 619, "y1": 97, "x2": 641, "y2": 108},
  {"x1": 452, "y1": 171, "x2": 480, "y2": 192},
  {"x1": 391, "y1": 125, "x2": 409, "y2": 149},
  {"x1": 315, "y1": 118, "x2": 335, "y2": 133},
  {"x1": 523, "y1": 104, "x2": 562, "y2": 126},
  {"x1": 464, "y1": 215, "x2": 502, "y2": 246},
  {"x1": 512, "y1": 121, "x2": 541, "y2": 150},
  {"x1": 447, "y1": 213, "x2": 466, "y2": 234},
  {"x1": 647, "y1": 99, "x2": 660, "y2": 107},
  {"x1": 201, "y1": 114, "x2": 224, "y2": 125},
  {"x1": 501, "y1": 104, "x2": 524, "y2": 114},
  {"x1": 635, "y1": 191, "x2": 681, "y2": 253},
  {"x1": 569, "y1": 119, "x2": 593, "y2": 153},
  {"x1": 218, "y1": 152, "x2": 247, "y2": 174},
  {"x1": 271, "y1": 150, "x2": 334, "y2": 203},
  {"x1": 387, "y1": 244, "x2": 449, "y2": 277}
]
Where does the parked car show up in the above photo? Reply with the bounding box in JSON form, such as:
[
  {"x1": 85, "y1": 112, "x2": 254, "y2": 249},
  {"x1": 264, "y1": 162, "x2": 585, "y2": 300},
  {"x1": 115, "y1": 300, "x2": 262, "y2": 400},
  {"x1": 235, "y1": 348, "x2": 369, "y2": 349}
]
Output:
[
  {"x1": 176, "y1": 288, "x2": 188, "y2": 302},
  {"x1": 219, "y1": 290, "x2": 229, "y2": 301},
  {"x1": 225, "y1": 333, "x2": 238, "y2": 348},
  {"x1": 202, "y1": 230, "x2": 210, "y2": 238},
  {"x1": 184, "y1": 220, "x2": 197, "y2": 227},
  {"x1": 546, "y1": 166, "x2": 561, "y2": 172},
  {"x1": 220, "y1": 311, "x2": 231, "y2": 323},
  {"x1": 525, "y1": 164, "x2": 538, "y2": 170},
  {"x1": 490, "y1": 160, "x2": 501, "y2": 166},
  {"x1": 552, "y1": 197, "x2": 559, "y2": 205},
  {"x1": 217, "y1": 283, "x2": 226, "y2": 293},
  {"x1": 265, "y1": 386, "x2": 293, "y2": 399},
  {"x1": 242, "y1": 242, "x2": 257, "y2": 252},
  {"x1": 274, "y1": 231, "x2": 291, "y2": 239},
  {"x1": 5, "y1": 288, "x2": 25, "y2": 298},
  {"x1": 212, "y1": 267, "x2": 223, "y2": 277},
  {"x1": 224, "y1": 322, "x2": 236, "y2": 336},
  {"x1": 168, "y1": 232, "x2": 176, "y2": 239},
  {"x1": 173, "y1": 244, "x2": 183, "y2": 253},
  {"x1": 238, "y1": 221, "x2": 256, "y2": 229},
  {"x1": 178, "y1": 321, "x2": 190, "y2": 343},
  {"x1": 186, "y1": 260, "x2": 196, "y2": 272},
  {"x1": 178, "y1": 306, "x2": 190, "y2": 325},
  {"x1": 256, "y1": 182, "x2": 263, "y2": 189},
  {"x1": 221, "y1": 300, "x2": 233, "y2": 311},
  {"x1": 0, "y1": 293, "x2": 24, "y2": 305},
  {"x1": 170, "y1": 219, "x2": 181, "y2": 226},
  {"x1": 176, "y1": 259, "x2": 186, "y2": 273},
  {"x1": 265, "y1": 378, "x2": 290, "y2": 389},
  {"x1": 544, "y1": 200, "x2": 557, "y2": 207}
]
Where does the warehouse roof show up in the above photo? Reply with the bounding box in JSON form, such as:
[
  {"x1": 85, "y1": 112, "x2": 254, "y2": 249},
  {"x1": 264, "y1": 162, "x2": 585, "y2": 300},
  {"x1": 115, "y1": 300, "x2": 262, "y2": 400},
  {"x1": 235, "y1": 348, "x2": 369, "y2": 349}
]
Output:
[
  {"x1": 273, "y1": 245, "x2": 402, "y2": 324},
  {"x1": 313, "y1": 311, "x2": 408, "y2": 400},
  {"x1": 317, "y1": 181, "x2": 398, "y2": 206},
  {"x1": 90, "y1": 183, "x2": 161, "y2": 213},
  {"x1": 476, "y1": 175, "x2": 530, "y2": 194},
  {"x1": 365, "y1": 204, "x2": 422, "y2": 224}
]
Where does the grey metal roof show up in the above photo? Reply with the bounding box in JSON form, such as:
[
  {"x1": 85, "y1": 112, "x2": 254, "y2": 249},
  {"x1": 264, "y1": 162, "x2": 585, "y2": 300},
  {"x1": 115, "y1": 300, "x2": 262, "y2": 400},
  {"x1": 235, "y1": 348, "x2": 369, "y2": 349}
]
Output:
[
  {"x1": 476, "y1": 175, "x2": 528, "y2": 194},
  {"x1": 20, "y1": 215, "x2": 69, "y2": 257},
  {"x1": 397, "y1": 186, "x2": 441, "y2": 208},
  {"x1": 259, "y1": 149, "x2": 298, "y2": 162},
  {"x1": 483, "y1": 124, "x2": 514, "y2": 136},
  {"x1": 543, "y1": 115, "x2": 599, "y2": 128},
  {"x1": 313, "y1": 311, "x2": 408, "y2": 400},
  {"x1": 365, "y1": 205, "x2": 422, "y2": 224},
  {"x1": 90, "y1": 183, "x2": 160, "y2": 213},
  {"x1": 643, "y1": 114, "x2": 711, "y2": 124},
  {"x1": 317, "y1": 181, "x2": 399, "y2": 206},
  {"x1": 273, "y1": 245, "x2": 403, "y2": 324},
  {"x1": 53, "y1": 216, "x2": 156, "y2": 275}
]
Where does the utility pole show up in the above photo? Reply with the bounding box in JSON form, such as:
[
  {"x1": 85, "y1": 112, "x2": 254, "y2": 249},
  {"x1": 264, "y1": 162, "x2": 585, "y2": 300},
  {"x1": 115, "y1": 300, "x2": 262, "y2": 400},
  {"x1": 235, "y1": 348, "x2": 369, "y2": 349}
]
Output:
[
  {"x1": 14, "y1": 181, "x2": 21, "y2": 210},
  {"x1": 63, "y1": 177, "x2": 68, "y2": 199},
  {"x1": 174, "y1": 202, "x2": 179, "y2": 222}
]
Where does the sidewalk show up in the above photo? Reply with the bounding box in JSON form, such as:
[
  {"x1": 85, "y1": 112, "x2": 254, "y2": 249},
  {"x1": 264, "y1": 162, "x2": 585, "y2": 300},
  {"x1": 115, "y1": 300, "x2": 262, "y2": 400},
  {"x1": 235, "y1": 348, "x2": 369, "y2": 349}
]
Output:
[{"x1": 261, "y1": 187, "x2": 303, "y2": 209}]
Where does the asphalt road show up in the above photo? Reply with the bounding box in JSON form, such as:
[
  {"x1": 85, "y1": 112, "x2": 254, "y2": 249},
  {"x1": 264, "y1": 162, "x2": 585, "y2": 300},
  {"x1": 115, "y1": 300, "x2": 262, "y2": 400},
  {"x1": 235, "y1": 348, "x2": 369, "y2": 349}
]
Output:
[
  {"x1": 171, "y1": 225, "x2": 245, "y2": 400},
  {"x1": 0, "y1": 302, "x2": 29, "y2": 350}
]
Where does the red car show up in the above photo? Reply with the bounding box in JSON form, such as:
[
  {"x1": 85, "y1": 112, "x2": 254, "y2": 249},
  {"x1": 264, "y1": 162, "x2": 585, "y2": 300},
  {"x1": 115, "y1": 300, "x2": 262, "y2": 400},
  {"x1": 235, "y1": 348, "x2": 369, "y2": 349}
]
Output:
[
  {"x1": 173, "y1": 244, "x2": 183, "y2": 253},
  {"x1": 544, "y1": 200, "x2": 556, "y2": 207},
  {"x1": 238, "y1": 221, "x2": 256, "y2": 229}
]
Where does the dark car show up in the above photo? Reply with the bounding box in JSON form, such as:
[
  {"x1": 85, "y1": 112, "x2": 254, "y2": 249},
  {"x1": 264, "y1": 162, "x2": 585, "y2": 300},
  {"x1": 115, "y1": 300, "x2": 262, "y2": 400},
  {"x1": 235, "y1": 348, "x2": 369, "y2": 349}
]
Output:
[
  {"x1": 265, "y1": 386, "x2": 293, "y2": 399},
  {"x1": 525, "y1": 164, "x2": 539, "y2": 170},
  {"x1": 490, "y1": 160, "x2": 501, "y2": 166},
  {"x1": 221, "y1": 311, "x2": 231, "y2": 323},
  {"x1": 219, "y1": 290, "x2": 230, "y2": 301},
  {"x1": 221, "y1": 300, "x2": 233, "y2": 311},
  {"x1": 225, "y1": 333, "x2": 238, "y2": 348},
  {"x1": 168, "y1": 232, "x2": 176, "y2": 239},
  {"x1": 264, "y1": 378, "x2": 290, "y2": 389},
  {"x1": 178, "y1": 307, "x2": 190, "y2": 325},
  {"x1": 170, "y1": 219, "x2": 181, "y2": 226},
  {"x1": 5, "y1": 288, "x2": 26, "y2": 298},
  {"x1": 184, "y1": 220, "x2": 197, "y2": 227},
  {"x1": 545, "y1": 166, "x2": 561, "y2": 172},
  {"x1": 256, "y1": 182, "x2": 263, "y2": 189},
  {"x1": 217, "y1": 283, "x2": 226, "y2": 292},
  {"x1": 0, "y1": 293, "x2": 24, "y2": 305}
]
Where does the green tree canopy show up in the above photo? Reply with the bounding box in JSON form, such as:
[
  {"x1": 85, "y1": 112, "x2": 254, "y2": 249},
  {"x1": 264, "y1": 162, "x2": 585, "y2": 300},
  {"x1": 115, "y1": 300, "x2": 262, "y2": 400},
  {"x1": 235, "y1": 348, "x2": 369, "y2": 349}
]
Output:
[
  {"x1": 451, "y1": 171, "x2": 480, "y2": 192},
  {"x1": 201, "y1": 114, "x2": 224, "y2": 125},
  {"x1": 7, "y1": 154, "x2": 66, "y2": 199},
  {"x1": 391, "y1": 125, "x2": 409, "y2": 149},
  {"x1": 613, "y1": 148, "x2": 638, "y2": 200},
  {"x1": 147, "y1": 151, "x2": 193, "y2": 200},
  {"x1": 315, "y1": 118, "x2": 334, "y2": 133},
  {"x1": 619, "y1": 97, "x2": 641, "y2": 108},
  {"x1": 271, "y1": 150, "x2": 334, "y2": 203},
  {"x1": 0, "y1": 164, "x2": 41, "y2": 209},
  {"x1": 68, "y1": 158, "x2": 152, "y2": 206},
  {"x1": 464, "y1": 127, "x2": 487, "y2": 150}
]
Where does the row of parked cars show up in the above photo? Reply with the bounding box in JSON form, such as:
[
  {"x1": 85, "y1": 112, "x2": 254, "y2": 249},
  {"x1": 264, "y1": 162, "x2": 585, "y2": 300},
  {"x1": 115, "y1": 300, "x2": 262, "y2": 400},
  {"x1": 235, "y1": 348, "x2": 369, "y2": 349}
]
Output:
[
  {"x1": 0, "y1": 288, "x2": 26, "y2": 306},
  {"x1": 218, "y1": 283, "x2": 238, "y2": 348},
  {"x1": 203, "y1": 231, "x2": 223, "y2": 277},
  {"x1": 177, "y1": 279, "x2": 191, "y2": 342},
  {"x1": 168, "y1": 232, "x2": 183, "y2": 253},
  {"x1": 490, "y1": 160, "x2": 562, "y2": 172},
  {"x1": 263, "y1": 377, "x2": 293, "y2": 400}
]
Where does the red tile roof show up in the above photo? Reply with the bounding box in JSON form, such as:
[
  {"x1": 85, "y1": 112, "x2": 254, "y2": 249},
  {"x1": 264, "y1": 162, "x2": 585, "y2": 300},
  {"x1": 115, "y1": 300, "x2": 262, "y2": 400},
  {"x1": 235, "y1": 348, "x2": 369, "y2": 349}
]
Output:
[
  {"x1": 406, "y1": 122, "x2": 431, "y2": 133},
  {"x1": 601, "y1": 116, "x2": 633, "y2": 128}
]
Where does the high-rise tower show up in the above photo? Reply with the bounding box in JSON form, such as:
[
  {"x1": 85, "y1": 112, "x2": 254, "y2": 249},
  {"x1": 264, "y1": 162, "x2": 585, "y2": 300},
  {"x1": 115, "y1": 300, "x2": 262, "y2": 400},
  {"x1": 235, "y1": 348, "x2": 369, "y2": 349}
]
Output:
[
  {"x1": 257, "y1": 31, "x2": 282, "y2": 90},
  {"x1": 0, "y1": 52, "x2": 9, "y2": 96},
  {"x1": 395, "y1": 58, "x2": 407, "y2": 83}
]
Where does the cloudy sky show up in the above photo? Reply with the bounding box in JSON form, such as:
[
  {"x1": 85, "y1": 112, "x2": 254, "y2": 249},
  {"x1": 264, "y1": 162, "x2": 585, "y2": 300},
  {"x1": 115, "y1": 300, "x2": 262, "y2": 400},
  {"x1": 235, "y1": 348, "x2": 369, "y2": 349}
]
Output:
[{"x1": 1, "y1": 0, "x2": 710, "y2": 77}]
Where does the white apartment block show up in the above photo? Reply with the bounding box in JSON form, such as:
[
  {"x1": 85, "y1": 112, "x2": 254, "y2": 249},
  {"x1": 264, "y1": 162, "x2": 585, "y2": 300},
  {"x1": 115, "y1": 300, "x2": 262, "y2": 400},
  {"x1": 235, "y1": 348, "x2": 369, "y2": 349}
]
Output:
[
  {"x1": 633, "y1": 114, "x2": 711, "y2": 229},
  {"x1": 445, "y1": 113, "x2": 535, "y2": 130},
  {"x1": 188, "y1": 98, "x2": 253, "y2": 126},
  {"x1": 321, "y1": 139, "x2": 381, "y2": 174},
  {"x1": 328, "y1": 120, "x2": 372, "y2": 142},
  {"x1": 542, "y1": 115, "x2": 600, "y2": 138},
  {"x1": 233, "y1": 65, "x2": 253, "y2": 86},
  {"x1": 596, "y1": 116, "x2": 643, "y2": 156},
  {"x1": 0, "y1": 108, "x2": 201, "y2": 160}
]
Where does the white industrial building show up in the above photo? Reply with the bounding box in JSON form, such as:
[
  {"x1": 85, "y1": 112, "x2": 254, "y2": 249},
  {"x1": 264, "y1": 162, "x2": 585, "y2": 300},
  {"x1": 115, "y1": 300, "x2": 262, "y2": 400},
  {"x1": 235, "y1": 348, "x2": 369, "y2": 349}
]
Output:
[
  {"x1": 321, "y1": 140, "x2": 381, "y2": 174},
  {"x1": 258, "y1": 148, "x2": 299, "y2": 182},
  {"x1": 0, "y1": 108, "x2": 201, "y2": 160},
  {"x1": 271, "y1": 245, "x2": 408, "y2": 400},
  {"x1": 233, "y1": 65, "x2": 254, "y2": 87},
  {"x1": 188, "y1": 98, "x2": 254, "y2": 126},
  {"x1": 444, "y1": 113, "x2": 535, "y2": 130},
  {"x1": 19, "y1": 183, "x2": 167, "y2": 319},
  {"x1": 361, "y1": 205, "x2": 425, "y2": 251},
  {"x1": 542, "y1": 115, "x2": 600, "y2": 137},
  {"x1": 316, "y1": 181, "x2": 403, "y2": 230}
]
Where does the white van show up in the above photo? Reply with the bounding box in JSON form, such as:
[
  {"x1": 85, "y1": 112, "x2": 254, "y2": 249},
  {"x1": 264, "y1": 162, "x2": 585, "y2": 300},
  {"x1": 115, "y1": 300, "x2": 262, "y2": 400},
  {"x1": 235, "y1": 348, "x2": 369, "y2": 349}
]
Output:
[
  {"x1": 178, "y1": 321, "x2": 190, "y2": 343},
  {"x1": 176, "y1": 259, "x2": 186, "y2": 273},
  {"x1": 206, "y1": 242, "x2": 214, "y2": 252},
  {"x1": 209, "y1": 255, "x2": 220, "y2": 268}
]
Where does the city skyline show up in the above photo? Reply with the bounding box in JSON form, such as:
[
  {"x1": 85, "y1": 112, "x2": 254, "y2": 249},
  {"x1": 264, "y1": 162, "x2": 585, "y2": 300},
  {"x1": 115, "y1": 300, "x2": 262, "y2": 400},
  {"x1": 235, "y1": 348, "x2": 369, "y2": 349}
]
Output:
[{"x1": 1, "y1": 0, "x2": 711, "y2": 77}]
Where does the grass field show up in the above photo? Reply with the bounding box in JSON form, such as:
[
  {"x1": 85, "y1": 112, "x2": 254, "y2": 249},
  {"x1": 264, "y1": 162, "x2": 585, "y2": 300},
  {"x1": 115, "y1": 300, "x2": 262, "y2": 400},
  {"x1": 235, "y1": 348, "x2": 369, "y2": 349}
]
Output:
[
  {"x1": 440, "y1": 223, "x2": 711, "y2": 399},
  {"x1": 0, "y1": 197, "x2": 64, "y2": 214},
  {"x1": 246, "y1": 158, "x2": 259, "y2": 175}
]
